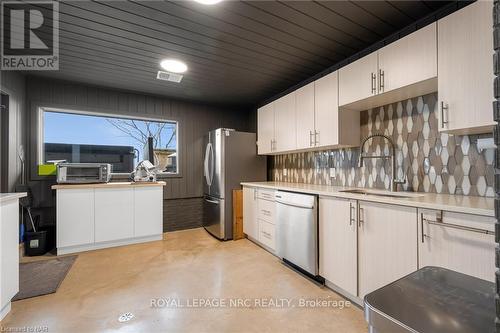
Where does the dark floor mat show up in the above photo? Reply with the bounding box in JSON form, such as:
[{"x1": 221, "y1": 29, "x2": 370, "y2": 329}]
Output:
[{"x1": 13, "y1": 255, "x2": 77, "y2": 301}]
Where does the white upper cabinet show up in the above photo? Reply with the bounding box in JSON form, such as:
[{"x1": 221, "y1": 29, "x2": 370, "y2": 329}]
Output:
[
  {"x1": 339, "y1": 52, "x2": 378, "y2": 106},
  {"x1": 257, "y1": 102, "x2": 275, "y2": 155},
  {"x1": 378, "y1": 23, "x2": 437, "y2": 93},
  {"x1": 295, "y1": 82, "x2": 315, "y2": 150},
  {"x1": 274, "y1": 92, "x2": 297, "y2": 152},
  {"x1": 438, "y1": 1, "x2": 494, "y2": 134},
  {"x1": 315, "y1": 71, "x2": 340, "y2": 147}
]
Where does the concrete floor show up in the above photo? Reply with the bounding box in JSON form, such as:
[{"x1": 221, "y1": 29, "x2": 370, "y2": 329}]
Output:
[{"x1": 2, "y1": 228, "x2": 367, "y2": 333}]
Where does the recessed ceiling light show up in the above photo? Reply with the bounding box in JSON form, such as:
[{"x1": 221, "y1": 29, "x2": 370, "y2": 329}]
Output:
[
  {"x1": 160, "y1": 59, "x2": 188, "y2": 73},
  {"x1": 193, "y1": 0, "x2": 223, "y2": 5}
]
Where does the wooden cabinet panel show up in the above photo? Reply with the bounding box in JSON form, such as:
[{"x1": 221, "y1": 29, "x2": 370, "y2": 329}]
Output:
[
  {"x1": 437, "y1": 1, "x2": 494, "y2": 134},
  {"x1": 418, "y1": 209, "x2": 495, "y2": 282},
  {"x1": 257, "y1": 103, "x2": 274, "y2": 155},
  {"x1": 315, "y1": 71, "x2": 339, "y2": 147},
  {"x1": 274, "y1": 92, "x2": 297, "y2": 152},
  {"x1": 295, "y1": 82, "x2": 315, "y2": 150},
  {"x1": 95, "y1": 188, "x2": 134, "y2": 243},
  {"x1": 339, "y1": 53, "x2": 378, "y2": 106},
  {"x1": 243, "y1": 187, "x2": 258, "y2": 239},
  {"x1": 319, "y1": 197, "x2": 357, "y2": 296},
  {"x1": 57, "y1": 189, "x2": 95, "y2": 248},
  {"x1": 378, "y1": 23, "x2": 437, "y2": 93},
  {"x1": 134, "y1": 187, "x2": 163, "y2": 238},
  {"x1": 358, "y1": 201, "x2": 417, "y2": 298}
]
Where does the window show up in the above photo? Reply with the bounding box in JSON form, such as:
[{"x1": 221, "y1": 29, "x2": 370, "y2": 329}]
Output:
[{"x1": 40, "y1": 108, "x2": 178, "y2": 175}]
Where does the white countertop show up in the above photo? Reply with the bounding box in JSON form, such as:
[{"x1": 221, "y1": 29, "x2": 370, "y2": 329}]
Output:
[
  {"x1": 51, "y1": 181, "x2": 166, "y2": 190},
  {"x1": 0, "y1": 192, "x2": 27, "y2": 204},
  {"x1": 241, "y1": 182, "x2": 495, "y2": 217}
]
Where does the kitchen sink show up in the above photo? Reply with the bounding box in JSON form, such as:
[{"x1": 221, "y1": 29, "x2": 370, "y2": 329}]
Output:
[{"x1": 339, "y1": 189, "x2": 423, "y2": 199}]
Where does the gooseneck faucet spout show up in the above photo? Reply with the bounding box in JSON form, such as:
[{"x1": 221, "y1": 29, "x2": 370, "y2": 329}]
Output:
[{"x1": 358, "y1": 133, "x2": 405, "y2": 192}]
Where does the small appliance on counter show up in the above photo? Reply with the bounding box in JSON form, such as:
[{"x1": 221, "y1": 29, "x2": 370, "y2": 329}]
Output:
[
  {"x1": 56, "y1": 163, "x2": 111, "y2": 184},
  {"x1": 131, "y1": 160, "x2": 159, "y2": 182}
]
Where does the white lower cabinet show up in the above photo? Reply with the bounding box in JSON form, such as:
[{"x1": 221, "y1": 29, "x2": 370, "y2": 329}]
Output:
[
  {"x1": 55, "y1": 184, "x2": 164, "y2": 254},
  {"x1": 0, "y1": 199, "x2": 20, "y2": 320},
  {"x1": 319, "y1": 197, "x2": 357, "y2": 297},
  {"x1": 418, "y1": 209, "x2": 496, "y2": 282},
  {"x1": 357, "y1": 201, "x2": 418, "y2": 299},
  {"x1": 95, "y1": 188, "x2": 134, "y2": 243},
  {"x1": 134, "y1": 187, "x2": 163, "y2": 237},
  {"x1": 57, "y1": 188, "x2": 95, "y2": 248},
  {"x1": 242, "y1": 186, "x2": 277, "y2": 252}
]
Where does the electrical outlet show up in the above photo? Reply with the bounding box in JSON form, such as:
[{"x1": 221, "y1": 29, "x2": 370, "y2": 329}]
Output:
[{"x1": 329, "y1": 167, "x2": 336, "y2": 179}]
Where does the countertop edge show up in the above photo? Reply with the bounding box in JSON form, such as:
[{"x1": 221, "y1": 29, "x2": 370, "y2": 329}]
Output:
[
  {"x1": 0, "y1": 192, "x2": 27, "y2": 203},
  {"x1": 52, "y1": 181, "x2": 166, "y2": 190},
  {"x1": 240, "y1": 182, "x2": 494, "y2": 218}
]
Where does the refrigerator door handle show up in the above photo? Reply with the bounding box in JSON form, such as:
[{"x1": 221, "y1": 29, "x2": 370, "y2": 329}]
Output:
[
  {"x1": 204, "y1": 143, "x2": 212, "y2": 186},
  {"x1": 204, "y1": 197, "x2": 219, "y2": 205},
  {"x1": 209, "y1": 141, "x2": 215, "y2": 186}
]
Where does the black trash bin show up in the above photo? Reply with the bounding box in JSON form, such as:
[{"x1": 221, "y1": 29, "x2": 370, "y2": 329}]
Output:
[{"x1": 24, "y1": 230, "x2": 48, "y2": 256}]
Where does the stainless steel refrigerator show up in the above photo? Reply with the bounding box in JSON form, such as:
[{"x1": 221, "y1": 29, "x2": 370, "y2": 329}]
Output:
[{"x1": 203, "y1": 128, "x2": 266, "y2": 240}]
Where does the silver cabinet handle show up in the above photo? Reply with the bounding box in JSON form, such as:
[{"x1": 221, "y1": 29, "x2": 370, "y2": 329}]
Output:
[
  {"x1": 371, "y1": 72, "x2": 376, "y2": 94},
  {"x1": 423, "y1": 217, "x2": 494, "y2": 235},
  {"x1": 440, "y1": 102, "x2": 449, "y2": 128},
  {"x1": 262, "y1": 231, "x2": 272, "y2": 239},
  {"x1": 261, "y1": 209, "x2": 271, "y2": 216},
  {"x1": 420, "y1": 213, "x2": 429, "y2": 243},
  {"x1": 378, "y1": 69, "x2": 385, "y2": 93},
  {"x1": 349, "y1": 202, "x2": 356, "y2": 226},
  {"x1": 204, "y1": 198, "x2": 219, "y2": 205},
  {"x1": 358, "y1": 207, "x2": 364, "y2": 227},
  {"x1": 309, "y1": 130, "x2": 314, "y2": 147},
  {"x1": 315, "y1": 130, "x2": 319, "y2": 146}
]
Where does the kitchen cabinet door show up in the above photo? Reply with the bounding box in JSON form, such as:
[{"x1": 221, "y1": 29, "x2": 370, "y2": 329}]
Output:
[
  {"x1": 134, "y1": 187, "x2": 163, "y2": 238},
  {"x1": 257, "y1": 103, "x2": 275, "y2": 155},
  {"x1": 437, "y1": 1, "x2": 494, "y2": 134},
  {"x1": 295, "y1": 82, "x2": 315, "y2": 150},
  {"x1": 319, "y1": 197, "x2": 357, "y2": 296},
  {"x1": 378, "y1": 23, "x2": 437, "y2": 94},
  {"x1": 243, "y1": 187, "x2": 259, "y2": 240},
  {"x1": 57, "y1": 188, "x2": 95, "y2": 248},
  {"x1": 358, "y1": 201, "x2": 417, "y2": 298},
  {"x1": 95, "y1": 188, "x2": 134, "y2": 243},
  {"x1": 418, "y1": 209, "x2": 495, "y2": 282},
  {"x1": 315, "y1": 71, "x2": 339, "y2": 147},
  {"x1": 339, "y1": 53, "x2": 378, "y2": 107},
  {"x1": 0, "y1": 201, "x2": 19, "y2": 312},
  {"x1": 274, "y1": 92, "x2": 297, "y2": 152}
]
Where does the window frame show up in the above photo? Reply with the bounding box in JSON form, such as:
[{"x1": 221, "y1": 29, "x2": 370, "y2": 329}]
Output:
[{"x1": 36, "y1": 106, "x2": 180, "y2": 178}]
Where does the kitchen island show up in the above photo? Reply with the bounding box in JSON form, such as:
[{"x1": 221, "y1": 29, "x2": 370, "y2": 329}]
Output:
[
  {"x1": 0, "y1": 192, "x2": 27, "y2": 320},
  {"x1": 52, "y1": 182, "x2": 165, "y2": 255}
]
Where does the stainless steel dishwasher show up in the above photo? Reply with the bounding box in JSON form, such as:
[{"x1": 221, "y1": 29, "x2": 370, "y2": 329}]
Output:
[{"x1": 276, "y1": 191, "x2": 319, "y2": 277}]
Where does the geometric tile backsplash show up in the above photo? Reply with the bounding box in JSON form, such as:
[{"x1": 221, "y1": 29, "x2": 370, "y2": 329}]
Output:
[{"x1": 270, "y1": 92, "x2": 496, "y2": 197}]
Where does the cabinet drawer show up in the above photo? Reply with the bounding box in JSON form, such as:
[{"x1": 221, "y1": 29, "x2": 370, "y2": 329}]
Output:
[
  {"x1": 259, "y1": 220, "x2": 276, "y2": 250},
  {"x1": 257, "y1": 198, "x2": 276, "y2": 224},
  {"x1": 257, "y1": 189, "x2": 276, "y2": 201}
]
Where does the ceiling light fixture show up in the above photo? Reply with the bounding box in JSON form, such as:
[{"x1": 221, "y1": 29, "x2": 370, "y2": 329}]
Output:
[
  {"x1": 193, "y1": 0, "x2": 223, "y2": 5},
  {"x1": 160, "y1": 59, "x2": 188, "y2": 73}
]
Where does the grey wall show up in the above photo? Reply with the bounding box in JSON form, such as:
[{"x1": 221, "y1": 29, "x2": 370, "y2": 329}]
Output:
[
  {"x1": 25, "y1": 76, "x2": 251, "y2": 231},
  {"x1": 0, "y1": 71, "x2": 26, "y2": 192}
]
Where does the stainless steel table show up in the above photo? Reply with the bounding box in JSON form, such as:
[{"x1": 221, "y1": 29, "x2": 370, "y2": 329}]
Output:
[{"x1": 364, "y1": 266, "x2": 496, "y2": 333}]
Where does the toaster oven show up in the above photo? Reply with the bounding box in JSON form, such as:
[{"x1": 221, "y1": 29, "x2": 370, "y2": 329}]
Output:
[{"x1": 56, "y1": 163, "x2": 112, "y2": 184}]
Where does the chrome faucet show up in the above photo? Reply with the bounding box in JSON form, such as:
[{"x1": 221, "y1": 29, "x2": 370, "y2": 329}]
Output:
[{"x1": 358, "y1": 133, "x2": 405, "y2": 192}]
